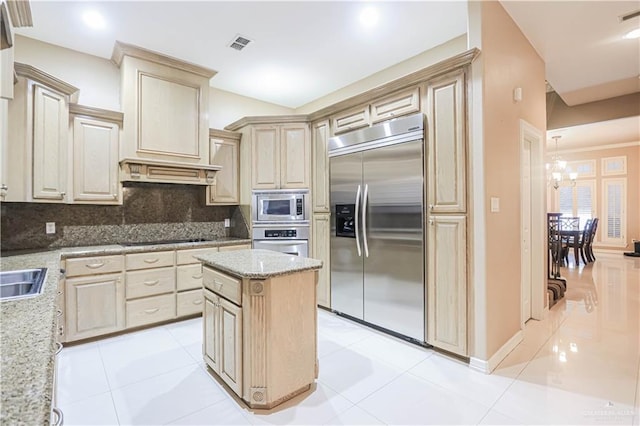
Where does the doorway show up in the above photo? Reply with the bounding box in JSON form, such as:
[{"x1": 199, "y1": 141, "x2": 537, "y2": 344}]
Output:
[{"x1": 520, "y1": 120, "x2": 545, "y2": 325}]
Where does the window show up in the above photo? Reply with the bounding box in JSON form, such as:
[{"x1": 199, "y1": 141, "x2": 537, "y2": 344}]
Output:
[
  {"x1": 567, "y1": 160, "x2": 596, "y2": 178},
  {"x1": 601, "y1": 178, "x2": 626, "y2": 245},
  {"x1": 602, "y1": 156, "x2": 627, "y2": 176},
  {"x1": 555, "y1": 180, "x2": 596, "y2": 228}
]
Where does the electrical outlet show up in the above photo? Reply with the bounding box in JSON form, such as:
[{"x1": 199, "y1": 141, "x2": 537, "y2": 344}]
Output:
[
  {"x1": 224, "y1": 218, "x2": 231, "y2": 228},
  {"x1": 46, "y1": 222, "x2": 56, "y2": 234}
]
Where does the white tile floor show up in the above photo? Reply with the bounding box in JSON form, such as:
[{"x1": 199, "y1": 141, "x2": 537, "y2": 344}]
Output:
[{"x1": 58, "y1": 253, "x2": 640, "y2": 425}]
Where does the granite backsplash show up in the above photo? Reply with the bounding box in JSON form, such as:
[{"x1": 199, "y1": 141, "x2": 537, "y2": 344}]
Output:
[{"x1": 0, "y1": 182, "x2": 249, "y2": 251}]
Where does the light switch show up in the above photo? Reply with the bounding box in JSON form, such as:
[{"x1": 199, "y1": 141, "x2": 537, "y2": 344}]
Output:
[
  {"x1": 224, "y1": 218, "x2": 231, "y2": 228},
  {"x1": 490, "y1": 197, "x2": 500, "y2": 213},
  {"x1": 46, "y1": 222, "x2": 56, "y2": 234}
]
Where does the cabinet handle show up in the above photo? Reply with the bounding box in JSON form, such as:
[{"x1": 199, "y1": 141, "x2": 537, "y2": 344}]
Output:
[
  {"x1": 58, "y1": 325, "x2": 64, "y2": 336},
  {"x1": 54, "y1": 341, "x2": 63, "y2": 355},
  {"x1": 0, "y1": 184, "x2": 7, "y2": 190},
  {"x1": 213, "y1": 279, "x2": 223, "y2": 289},
  {"x1": 52, "y1": 407, "x2": 63, "y2": 426},
  {"x1": 193, "y1": 299, "x2": 203, "y2": 305},
  {"x1": 112, "y1": 194, "x2": 118, "y2": 200},
  {"x1": 143, "y1": 258, "x2": 160, "y2": 264},
  {"x1": 144, "y1": 308, "x2": 160, "y2": 314},
  {"x1": 56, "y1": 309, "x2": 63, "y2": 318},
  {"x1": 143, "y1": 280, "x2": 160, "y2": 286},
  {"x1": 85, "y1": 262, "x2": 105, "y2": 269},
  {"x1": 192, "y1": 274, "x2": 203, "y2": 280}
]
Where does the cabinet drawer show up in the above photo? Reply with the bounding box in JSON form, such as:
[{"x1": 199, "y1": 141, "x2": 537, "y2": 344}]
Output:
[
  {"x1": 177, "y1": 289, "x2": 204, "y2": 317},
  {"x1": 218, "y1": 244, "x2": 251, "y2": 252},
  {"x1": 370, "y1": 87, "x2": 420, "y2": 123},
  {"x1": 126, "y1": 267, "x2": 176, "y2": 299},
  {"x1": 332, "y1": 106, "x2": 370, "y2": 134},
  {"x1": 176, "y1": 247, "x2": 218, "y2": 265},
  {"x1": 126, "y1": 293, "x2": 175, "y2": 328},
  {"x1": 203, "y1": 267, "x2": 241, "y2": 306},
  {"x1": 65, "y1": 255, "x2": 124, "y2": 277},
  {"x1": 126, "y1": 251, "x2": 174, "y2": 271},
  {"x1": 177, "y1": 264, "x2": 203, "y2": 291}
]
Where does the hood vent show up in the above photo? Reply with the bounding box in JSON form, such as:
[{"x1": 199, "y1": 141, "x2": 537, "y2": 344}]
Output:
[
  {"x1": 228, "y1": 34, "x2": 252, "y2": 51},
  {"x1": 120, "y1": 158, "x2": 221, "y2": 186}
]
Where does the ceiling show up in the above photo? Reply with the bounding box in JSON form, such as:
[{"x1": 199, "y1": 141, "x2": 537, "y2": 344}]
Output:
[
  {"x1": 13, "y1": 1, "x2": 467, "y2": 109},
  {"x1": 13, "y1": 1, "x2": 640, "y2": 148},
  {"x1": 549, "y1": 116, "x2": 640, "y2": 151}
]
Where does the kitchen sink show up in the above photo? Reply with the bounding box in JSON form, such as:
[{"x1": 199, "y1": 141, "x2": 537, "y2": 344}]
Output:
[{"x1": 0, "y1": 268, "x2": 48, "y2": 301}]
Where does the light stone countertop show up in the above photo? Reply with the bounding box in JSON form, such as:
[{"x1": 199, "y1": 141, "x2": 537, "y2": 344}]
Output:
[
  {"x1": 0, "y1": 238, "x2": 251, "y2": 425},
  {"x1": 196, "y1": 249, "x2": 323, "y2": 279}
]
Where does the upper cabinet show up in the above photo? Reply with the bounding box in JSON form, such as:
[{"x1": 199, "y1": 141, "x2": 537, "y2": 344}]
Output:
[
  {"x1": 424, "y1": 70, "x2": 466, "y2": 213},
  {"x1": 207, "y1": 129, "x2": 241, "y2": 205},
  {"x1": 227, "y1": 118, "x2": 310, "y2": 196},
  {"x1": 331, "y1": 105, "x2": 370, "y2": 135},
  {"x1": 70, "y1": 105, "x2": 123, "y2": 204},
  {"x1": 6, "y1": 63, "x2": 79, "y2": 203},
  {"x1": 112, "y1": 42, "x2": 220, "y2": 185},
  {"x1": 370, "y1": 87, "x2": 420, "y2": 124}
]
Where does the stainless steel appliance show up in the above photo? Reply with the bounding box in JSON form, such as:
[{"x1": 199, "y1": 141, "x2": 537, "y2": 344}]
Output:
[
  {"x1": 252, "y1": 189, "x2": 309, "y2": 223},
  {"x1": 252, "y1": 225, "x2": 309, "y2": 257},
  {"x1": 329, "y1": 113, "x2": 425, "y2": 341}
]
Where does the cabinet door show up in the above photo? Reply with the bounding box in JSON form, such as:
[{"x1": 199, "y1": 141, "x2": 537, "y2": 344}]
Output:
[
  {"x1": 425, "y1": 71, "x2": 466, "y2": 213},
  {"x1": 427, "y1": 215, "x2": 467, "y2": 356},
  {"x1": 208, "y1": 137, "x2": 239, "y2": 205},
  {"x1": 65, "y1": 272, "x2": 125, "y2": 341},
  {"x1": 311, "y1": 120, "x2": 330, "y2": 212},
  {"x1": 218, "y1": 244, "x2": 252, "y2": 252},
  {"x1": 370, "y1": 86, "x2": 420, "y2": 124},
  {"x1": 251, "y1": 126, "x2": 279, "y2": 189},
  {"x1": 72, "y1": 116, "x2": 120, "y2": 203},
  {"x1": 332, "y1": 105, "x2": 370, "y2": 135},
  {"x1": 218, "y1": 297, "x2": 243, "y2": 396},
  {"x1": 32, "y1": 84, "x2": 68, "y2": 201},
  {"x1": 312, "y1": 214, "x2": 331, "y2": 308},
  {"x1": 280, "y1": 123, "x2": 310, "y2": 189},
  {"x1": 204, "y1": 290, "x2": 220, "y2": 371}
]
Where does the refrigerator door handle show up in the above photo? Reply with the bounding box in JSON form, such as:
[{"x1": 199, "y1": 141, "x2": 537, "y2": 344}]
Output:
[
  {"x1": 354, "y1": 184, "x2": 362, "y2": 257},
  {"x1": 362, "y1": 184, "x2": 369, "y2": 257}
]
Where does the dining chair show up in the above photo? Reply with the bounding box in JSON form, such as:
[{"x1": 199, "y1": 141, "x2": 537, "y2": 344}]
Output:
[
  {"x1": 585, "y1": 218, "x2": 599, "y2": 262},
  {"x1": 563, "y1": 218, "x2": 592, "y2": 266}
]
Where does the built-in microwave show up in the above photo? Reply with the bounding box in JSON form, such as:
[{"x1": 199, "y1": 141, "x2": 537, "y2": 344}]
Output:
[{"x1": 252, "y1": 189, "x2": 309, "y2": 223}]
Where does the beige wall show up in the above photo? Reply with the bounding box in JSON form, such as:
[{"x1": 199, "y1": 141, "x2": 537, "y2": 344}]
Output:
[
  {"x1": 547, "y1": 144, "x2": 640, "y2": 251},
  {"x1": 295, "y1": 35, "x2": 467, "y2": 114},
  {"x1": 469, "y1": 1, "x2": 547, "y2": 361},
  {"x1": 209, "y1": 87, "x2": 293, "y2": 129}
]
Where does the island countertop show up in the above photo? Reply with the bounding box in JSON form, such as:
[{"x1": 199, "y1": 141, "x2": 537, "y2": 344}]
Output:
[{"x1": 196, "y1": 249, "x2": 323, "y2": 279}]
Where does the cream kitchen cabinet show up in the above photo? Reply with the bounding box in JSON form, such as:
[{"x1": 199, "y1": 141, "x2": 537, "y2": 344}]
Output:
[
  {"x1": 204, "y1": 288, "x2": 243, "y2": 396},
  {"x1": 427, "y1": 215, "x2": 467, "y2": 356},
  {"x1": 424, "y1": 70, "x2": 466, "y2": 214},
  {"x1": 370, "y1": 87, "x2": 420, "y2": 124},
  {"x1": 207, "y1": 129, "x2": 240, "y2": 205},
  {"x1": 70, "y1": 106, "x2": 122, "y2": 204},
  {"x1": 250, "y1": 123, "x2": 310, "y2": 190},
  {"x1": 219, "y1": 244, "x2": 251, "y2": 252},
  {"x1": 312, "y1": 213, "x2": 331, "y2": 308},
  {"x1": 6, "y1": 63, "x2": 78, "y2": 203},
  {"x1": 63, "y1": 254, "x2": 125, "y2": 342},
  {"x1": 331, "y1": 105, "x2": 370, "y2": 135},
  {"x1": 311, "y1": 120, "x2": 330, "y2": 213}
]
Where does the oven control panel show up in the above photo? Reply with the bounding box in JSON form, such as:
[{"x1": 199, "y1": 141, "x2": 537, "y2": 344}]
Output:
[{"x1": 265, "y1": 229, "x2": 297, "y2": 238}]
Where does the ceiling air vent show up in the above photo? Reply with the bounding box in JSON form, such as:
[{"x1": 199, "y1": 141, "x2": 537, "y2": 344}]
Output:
[
  {"x1": 619, "y1": 9, "x2": 640, "y2": 22},
  {"x1": 228, "y1": 35, "x2": 252, "y2": 51}
]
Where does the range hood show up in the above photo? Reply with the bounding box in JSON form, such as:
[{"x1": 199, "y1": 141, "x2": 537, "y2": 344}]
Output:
[{"x1": 120, "y1": 158, "x2": 221, "y2": 185}]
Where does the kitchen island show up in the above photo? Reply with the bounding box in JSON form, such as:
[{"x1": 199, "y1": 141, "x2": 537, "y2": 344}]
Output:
[{"x1": 196, "y1": 249, "x2": 322, "y2": 409}]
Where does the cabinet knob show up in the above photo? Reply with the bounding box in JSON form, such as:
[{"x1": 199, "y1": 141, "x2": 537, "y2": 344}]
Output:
[
  {"x1": 429, "y1": 219, "x2": 434, "y2": 225},
  {"x1": 112, "y1": 194, "x2": 118, "y2": 199},
  {"x1": 429, "y1": 204, "x2": 434, "y2": 211}
]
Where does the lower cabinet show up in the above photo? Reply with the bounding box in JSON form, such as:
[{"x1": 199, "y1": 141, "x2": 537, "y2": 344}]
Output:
[
  {"x1": 312, "y1": 213, "x2": 331, "y2": 308},
  {"x1": 126, "y1": 293, "x2": 176, "y2": 328},
  {"x1": 426, "y1": 215, "x2": 467, "y2": 356},
  {"x1": 177, "y1": 288, "x2": 204, "y2": 316},
  {"x1": 64, "y1": 272, "x2": 125, "y2": 341},
  {"x1": 204, "y1": 289, "x2": 242, "y2": 396}
]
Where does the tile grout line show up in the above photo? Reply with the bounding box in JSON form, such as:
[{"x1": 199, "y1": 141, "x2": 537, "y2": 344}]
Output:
[{"x1": 95, "y1": 343, "x2": 122, "y2": 425}]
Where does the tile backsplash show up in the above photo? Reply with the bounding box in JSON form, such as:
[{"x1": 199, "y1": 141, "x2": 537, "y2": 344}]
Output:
[{"x1": 0, "y1": 183, "x2": 249, "y2": 251}]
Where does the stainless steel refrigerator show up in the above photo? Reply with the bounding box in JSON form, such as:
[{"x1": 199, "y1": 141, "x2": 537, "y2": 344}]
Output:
[{"x1": 329, "y1": 113, "x2": 425, "y2": 342}]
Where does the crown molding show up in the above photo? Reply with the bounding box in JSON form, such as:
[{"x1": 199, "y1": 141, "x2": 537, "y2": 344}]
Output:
[
  {"x1": 111, "y1": 41, "x2": 217, "y2": 79},
  {"x1": 225, "y1": 114, "x2": 311, "y2": 131},
  {"x1": 307, "y1": 48, "x2": 480, "y2": 122},
  {"x1": 6, "y1": 0, "x2": 32, "y2": 28},
  {"x1": 69, "y1": 104, "x2": 124, "y2": 124},
  {"x1": 209, "y1": 128, "x2": 241, "y2": 140},
  {"x1": 14, "y1": 62, "x2": 79, "y2": 98},
  {"x1": 556, "y1": 141, "x2": 640, "y2": 154}
]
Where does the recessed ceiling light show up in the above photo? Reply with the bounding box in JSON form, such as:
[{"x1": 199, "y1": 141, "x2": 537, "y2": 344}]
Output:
[
  {"x1": 624, "y1": 28, "x2": 640, "y2": 39},
  {"x1": 83, "y1": 10, "x2": 106, "y2": 30},
  {"x1": 359, "y1": 6, "x2": 379, "y2": 28}
]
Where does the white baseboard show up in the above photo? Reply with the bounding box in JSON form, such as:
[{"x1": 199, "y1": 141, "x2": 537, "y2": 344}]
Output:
[{"x1": 469, "y1": 330, "x2": 523, "y2": 374}]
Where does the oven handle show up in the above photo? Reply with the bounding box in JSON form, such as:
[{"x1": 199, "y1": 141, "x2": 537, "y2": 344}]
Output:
[{"x1": 354, "y1": 185, "x2": 362, "y2": 257}]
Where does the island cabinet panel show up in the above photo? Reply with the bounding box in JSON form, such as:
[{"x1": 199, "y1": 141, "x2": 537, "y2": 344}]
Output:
[
  {"x1": 65, "y1": 272, "x2": 125, "y2": 341},
  {"x1": 204, "y1": 292, "x2": 220, "y2": 371},
  {"x1": 203, "y1": 267, "x2": 241, "y2": 305}
]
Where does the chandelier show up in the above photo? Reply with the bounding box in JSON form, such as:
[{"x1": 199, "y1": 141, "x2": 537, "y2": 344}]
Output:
[{"x1": 546, "y1": 135, "x2": 577, "y2": 190}]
